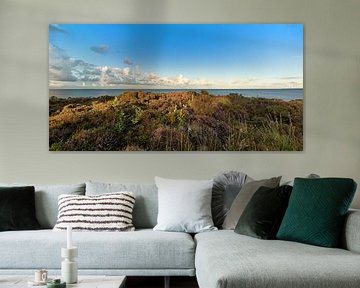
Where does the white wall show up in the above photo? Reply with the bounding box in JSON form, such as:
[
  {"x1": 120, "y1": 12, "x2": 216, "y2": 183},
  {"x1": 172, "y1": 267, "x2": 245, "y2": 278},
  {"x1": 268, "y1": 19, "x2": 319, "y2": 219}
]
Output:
[{"x1": 0, "y1": 0, "x2": 359, "y2": 208}]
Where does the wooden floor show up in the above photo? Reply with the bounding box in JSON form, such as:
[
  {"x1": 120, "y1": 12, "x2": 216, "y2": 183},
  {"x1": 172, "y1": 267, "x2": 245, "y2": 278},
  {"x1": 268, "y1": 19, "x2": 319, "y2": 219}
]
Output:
[{"x1": 126, "y1": 276, "x2": 199, "y2": 288}]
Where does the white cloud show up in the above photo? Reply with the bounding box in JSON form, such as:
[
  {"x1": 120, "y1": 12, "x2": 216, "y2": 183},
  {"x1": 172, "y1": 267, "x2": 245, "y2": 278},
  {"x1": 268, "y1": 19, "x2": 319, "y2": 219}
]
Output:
[
  {"x1": 123, "y1": 67, "x2": 130, "y2": 76},
  {"x1": 49, "y1": 44, "x2": 103, "y2": 86},
  {"x1": 174, "y1": 74, "x2": 190, "y2": 85},
  {"x1": 49, "y1": 44, "x2": 302, "y2": 89},
  {"x1": 136, "y1": 73, "x2": 212, "y2": 88},
  {"x1": 49, "y1": 45, "x2": 76, "y2": 82},
  {"x1": 98, "y1": 66, "x2": 137, "y2": 86},
  {"x1": 49, "y1": 44, "x2": 216, "y2": 88}
]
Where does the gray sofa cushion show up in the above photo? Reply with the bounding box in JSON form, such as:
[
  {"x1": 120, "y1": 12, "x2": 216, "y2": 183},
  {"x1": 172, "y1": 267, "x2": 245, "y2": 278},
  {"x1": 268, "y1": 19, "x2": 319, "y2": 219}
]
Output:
[
  {"x1": 0, "y1": 229, "x2": 195, "y2": 271},
  {"x1": 86, "y1": 181, "x2": 158, "y2": 229},
  {"x1": 0, "y1": 183, "x2": 85, "y2": 228},
  {"x1": 195, "y1": 230, "x2": 360, "y2": 288}
]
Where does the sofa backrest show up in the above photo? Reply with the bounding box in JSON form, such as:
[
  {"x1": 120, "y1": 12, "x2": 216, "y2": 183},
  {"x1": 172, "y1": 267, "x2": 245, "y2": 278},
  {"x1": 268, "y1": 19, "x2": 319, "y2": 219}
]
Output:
[{"x1": 86, "y1": 181, "x2": 158, "y2": 229}]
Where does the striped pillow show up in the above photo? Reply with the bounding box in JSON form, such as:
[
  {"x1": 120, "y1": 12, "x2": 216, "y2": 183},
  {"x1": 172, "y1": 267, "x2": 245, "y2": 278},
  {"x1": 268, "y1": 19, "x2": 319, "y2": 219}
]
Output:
[{"x1": 53, "y1": 192, "x2": 135, "y2": 231}]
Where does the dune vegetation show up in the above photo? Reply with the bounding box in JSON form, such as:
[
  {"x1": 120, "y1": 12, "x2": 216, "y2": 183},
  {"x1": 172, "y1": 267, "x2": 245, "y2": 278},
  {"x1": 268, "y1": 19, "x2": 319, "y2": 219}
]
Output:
[{"x1": 49, "y1": 91, "x2": 303, "y2": 151}]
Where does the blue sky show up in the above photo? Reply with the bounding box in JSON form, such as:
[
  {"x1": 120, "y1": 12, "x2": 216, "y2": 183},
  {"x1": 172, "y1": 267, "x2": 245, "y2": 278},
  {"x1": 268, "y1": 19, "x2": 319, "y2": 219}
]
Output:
[{"x1": 49, "y1": 24, "x2": 303, "y2": 89}]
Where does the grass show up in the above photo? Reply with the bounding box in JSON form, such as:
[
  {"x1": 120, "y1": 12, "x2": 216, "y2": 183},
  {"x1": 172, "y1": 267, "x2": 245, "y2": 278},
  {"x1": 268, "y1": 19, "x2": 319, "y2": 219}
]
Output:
[{"x1": 49, "y1": 91, "x2": 303, "y2": 151}]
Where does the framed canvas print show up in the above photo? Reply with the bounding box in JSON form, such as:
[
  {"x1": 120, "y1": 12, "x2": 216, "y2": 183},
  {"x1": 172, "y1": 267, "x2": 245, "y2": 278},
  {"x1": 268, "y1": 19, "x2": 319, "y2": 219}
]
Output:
[{"x1": 49, "y1": 24, "x2": 303, "y2": 151}]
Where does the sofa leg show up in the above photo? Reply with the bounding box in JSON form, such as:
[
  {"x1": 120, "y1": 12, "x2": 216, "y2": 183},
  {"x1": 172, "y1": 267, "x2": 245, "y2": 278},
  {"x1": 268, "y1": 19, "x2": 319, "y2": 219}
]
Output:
[{"x1": 164, "y1": 276, "x2": 170, "y2": 288}]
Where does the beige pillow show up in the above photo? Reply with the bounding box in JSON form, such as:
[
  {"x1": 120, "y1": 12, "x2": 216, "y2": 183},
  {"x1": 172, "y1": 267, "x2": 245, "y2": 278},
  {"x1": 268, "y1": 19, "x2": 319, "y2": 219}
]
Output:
[{"x1": 222, "y1": 176, "x2": 281, "y2": 230}]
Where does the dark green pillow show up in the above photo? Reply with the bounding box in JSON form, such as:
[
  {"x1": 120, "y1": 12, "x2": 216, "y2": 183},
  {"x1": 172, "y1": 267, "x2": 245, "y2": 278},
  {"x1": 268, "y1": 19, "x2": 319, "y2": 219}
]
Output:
[
  {"x1": 234, "y1": 185, "x2": 292, "y2": 239},
  {"x1": 0, "y1": 186, "x2": 41, "y2": 231},
  {"x1": 277, "y1": 178, "x2": 357, "y2": 247}
]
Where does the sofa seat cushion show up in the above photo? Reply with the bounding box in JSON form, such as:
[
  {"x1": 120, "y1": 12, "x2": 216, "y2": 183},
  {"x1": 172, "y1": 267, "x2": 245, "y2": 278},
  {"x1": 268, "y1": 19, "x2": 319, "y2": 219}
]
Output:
[
  {"x1": 195, "y1": 230, "x2": 360, "y2": 288},
  {"x1": 0, "y1": 229, "x2": 195, "y2": 270}
]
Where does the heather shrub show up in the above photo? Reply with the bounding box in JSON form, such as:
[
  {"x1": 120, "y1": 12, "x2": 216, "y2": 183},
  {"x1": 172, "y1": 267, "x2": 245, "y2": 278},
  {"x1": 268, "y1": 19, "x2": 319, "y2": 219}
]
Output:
[{"x1": 49, "y1": 92, "x2": 303, "y2": 151}]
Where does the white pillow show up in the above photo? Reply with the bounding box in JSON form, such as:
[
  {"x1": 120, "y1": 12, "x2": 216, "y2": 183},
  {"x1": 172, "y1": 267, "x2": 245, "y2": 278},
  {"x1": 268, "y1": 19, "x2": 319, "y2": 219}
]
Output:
[{"x1": 154, "y1": 177, "x2": 217, "y2": 233}]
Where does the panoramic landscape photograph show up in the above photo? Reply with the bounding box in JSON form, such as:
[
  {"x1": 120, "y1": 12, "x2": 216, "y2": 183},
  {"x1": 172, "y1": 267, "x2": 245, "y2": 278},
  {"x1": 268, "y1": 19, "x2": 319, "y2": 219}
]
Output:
[{"x1": 49, "y1": 24, "x2": 303, "y2": 151}]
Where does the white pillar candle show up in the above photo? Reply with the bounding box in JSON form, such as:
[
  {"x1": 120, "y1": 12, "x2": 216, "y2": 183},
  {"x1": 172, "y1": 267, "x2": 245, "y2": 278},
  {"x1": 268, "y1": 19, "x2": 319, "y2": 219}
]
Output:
[{"x1": 67, "y1": 225, "x2": 72, "y2": 249}]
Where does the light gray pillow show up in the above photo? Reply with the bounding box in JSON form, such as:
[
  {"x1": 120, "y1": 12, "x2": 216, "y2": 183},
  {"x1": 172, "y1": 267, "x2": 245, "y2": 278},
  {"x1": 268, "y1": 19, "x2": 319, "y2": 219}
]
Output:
[
  {"x1": 0, "y1": 183, "x2": 85, "y2": 228},
  {"x1": 86, "y1": 181, "x2": 158, "y2": 229},
  {"x1": 222, "y1": 176, "x2": 281, "y2": 230},
  {"x1": 154, "y1": 177, "x2": 217, "y2": 233}
]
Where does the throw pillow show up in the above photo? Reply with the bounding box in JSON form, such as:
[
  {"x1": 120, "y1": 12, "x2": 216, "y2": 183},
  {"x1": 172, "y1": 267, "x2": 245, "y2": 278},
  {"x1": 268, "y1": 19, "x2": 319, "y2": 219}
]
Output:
[
  {"x1": 0, "y1": 186, "x2": 41, "y2": 231},
  {"x1": 153, "y1": 177, "x2": 217, "y2": 233},
  {"x1": 222, "y1": 176, "x2": 281, "y2": 230},
  {"x1": 53, "y1": 192, "x2": 136, "y2": 231},
  {"x1": 0, "y1": 183, "x2": 86, "y2": 228},
  {"x1": 277, "y1": 178, "x2": 357, "y2": 248},
  {"x1": 234, "y1": 185, "x2": 293, "y2": 239},
  {"x1": 212, "y1": 171, "x2": 251, "y2": 228}
]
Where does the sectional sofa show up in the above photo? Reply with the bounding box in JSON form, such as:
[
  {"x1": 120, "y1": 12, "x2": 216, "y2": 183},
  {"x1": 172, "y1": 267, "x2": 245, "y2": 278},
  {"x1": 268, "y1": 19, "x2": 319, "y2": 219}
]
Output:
[{"x1": 0, "y1": 181, "x2": 359, "y2": 288}]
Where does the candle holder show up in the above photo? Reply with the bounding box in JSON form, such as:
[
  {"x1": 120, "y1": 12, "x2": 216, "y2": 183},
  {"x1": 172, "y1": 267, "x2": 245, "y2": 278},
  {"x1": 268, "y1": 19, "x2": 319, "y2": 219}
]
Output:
[{"x1": 61, "y1": 247, "x2": 78, "y2": 284}]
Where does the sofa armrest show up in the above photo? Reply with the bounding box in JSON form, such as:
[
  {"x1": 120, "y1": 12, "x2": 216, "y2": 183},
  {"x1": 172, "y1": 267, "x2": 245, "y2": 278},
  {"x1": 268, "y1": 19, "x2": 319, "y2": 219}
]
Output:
[{"x1": 342, "y1": 209, "x2": 360, "y2": 253}]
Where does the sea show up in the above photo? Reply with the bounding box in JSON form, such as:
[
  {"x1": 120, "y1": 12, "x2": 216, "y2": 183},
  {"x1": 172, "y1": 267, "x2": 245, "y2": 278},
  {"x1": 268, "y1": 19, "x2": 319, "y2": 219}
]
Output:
[{"x1": 49, "y1": 88, "x2": 303, "y2": 101}]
